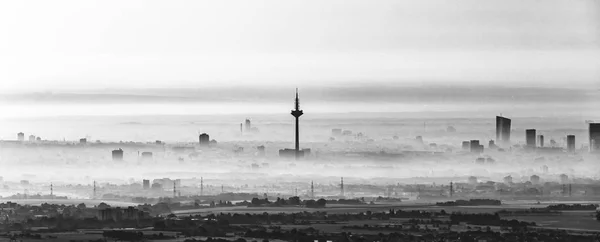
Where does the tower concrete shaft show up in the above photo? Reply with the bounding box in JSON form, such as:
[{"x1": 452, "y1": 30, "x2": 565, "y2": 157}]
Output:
[{"x1": 291, "y1": 88, "x2": 303, "y2": 160}]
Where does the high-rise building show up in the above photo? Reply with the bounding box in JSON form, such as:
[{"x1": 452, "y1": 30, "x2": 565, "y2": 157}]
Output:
[
  {"x1": 28, "y1": 135, "x2": 35, "y2": 142},
  {"x1": 245, "y1": 119, "x2": 251, "y2": 131},
  {"x1": 17, "y1": 132, "x2": 24, "y2": 141},
  {"x1": 526, "y1": 129, "x2": 536, "y2": 149},
  {"x1": 112, "y1": 148, "x2": 124, "y2": 161},
  {"x1": 567, "y1": 135, "x2": 576, "y2": 152},
  {"x1": 199, "y1": 133, "x2": 210, "y2": 146},
  {"x1": 538, "y1": 135, "x2": 544, "y2": 148},
  {"x1": 590, "y1": 123, "x2": 600, "y2": 152},
  {"x1": 143, "y1": 179, "x2": 150, "y2": 190},
  {"x1": 496, "y1": 116, "x2": 511, "y2": 145}
]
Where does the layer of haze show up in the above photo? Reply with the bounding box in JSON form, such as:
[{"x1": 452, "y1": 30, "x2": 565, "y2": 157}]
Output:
[{"x1": 1, "y1": 0, "x2": 599, "y2": 92}]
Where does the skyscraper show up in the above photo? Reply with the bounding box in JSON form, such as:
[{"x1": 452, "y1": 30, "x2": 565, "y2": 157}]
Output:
[
  {"x1": 526, "y1": 129, "x2": 536, "y2": 149},
  {"x1": 17, "y1": 132, "x2": 24, "y2": 141},
  {"x1": 496, "y1": 116, "x2": 511, "y2": 145},
  {"x1": 245, "y1": 119, "x2": 251, "y2": 131},
  {"x1": 538, "y1": 135, "x2": 544, "y2": 148},
  {"x1": 590, "y1": 123, "x2": 600, "y2": 152},
  {"x1": 567, "y1": 135, "x2": 575, "y2": 152},
  {"x1": 291, "y1": 88, "x2": 304, "y2": 160},
  {"x1": 199, "y1": 133, "x2": 209, "y2": 146}
]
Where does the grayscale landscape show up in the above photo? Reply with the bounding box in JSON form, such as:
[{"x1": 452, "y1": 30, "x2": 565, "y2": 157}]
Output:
[{"x1": 0, "y1": 0, "x2": 599, "y2": 241}]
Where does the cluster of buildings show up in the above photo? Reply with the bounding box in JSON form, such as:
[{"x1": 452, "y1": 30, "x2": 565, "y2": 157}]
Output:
[{"x1": 462, "y1": 116, "x2": 599, "y2": 154}]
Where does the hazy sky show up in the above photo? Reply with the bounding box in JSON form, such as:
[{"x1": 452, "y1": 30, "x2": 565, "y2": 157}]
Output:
[{"x1": 1, "y1": 0, "x2": 599, "y2": 91}]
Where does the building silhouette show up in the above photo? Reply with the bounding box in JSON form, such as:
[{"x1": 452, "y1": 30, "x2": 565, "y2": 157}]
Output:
[
  {"x1": 526, "y1": 129, "x2": 536, "y2": 149},
  {"x1": 112, "y1": 148, "x2": 124, "y2": 161},
  {"x1": 530, "y1": 175, "x2": 540, "y2": 185},
  {"x1": 331, "y1": 129, "x2": 342, "y2": 136},
  {"x1": 469, "y1": 140, "x2": 483, "y2": 154},
  {"x1": 245, "y1": 119, "x2": 251, "y2": 131},
  {"x1": 567, "y1": 135, "x2": 576, "y2": 152},
  {"x1": 538, "y1": 135, "x2": 544, "y2": 148},
  {"x1": 141, "y1": 151, "x2": 153, "y2": 160},
  {"x1": 462, "y1": 141, "x2": 470, "y2": 150},
  {"x1": 28, "y1": 135, "x2": 35, "y2": 142},
  {"x1": 17, "y1": 132, "x2": 24, "y2": 141},
  {"x1": 289, "y1": 88, "x2": 304, "y2": 160},
  {"x1": 79, "y1": 138, "x2": 87, "y2": 144},
  {"x1": 199, "y1": 133, "x2": 209, "y2": 146},
  {"x1": 590, "y1": 123, "x2": 600, "y2": 152},
  {"x1": 143, "y1": 180, "x2": 150, "y2": 190},
  {"x1": 495, "y1": 116, "x2": 511, "y2": 145}
]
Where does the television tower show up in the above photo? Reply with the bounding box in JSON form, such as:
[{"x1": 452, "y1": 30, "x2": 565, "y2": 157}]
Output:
[{"x1": 291, "y1": 88, "x2": 304, "y2": 160}]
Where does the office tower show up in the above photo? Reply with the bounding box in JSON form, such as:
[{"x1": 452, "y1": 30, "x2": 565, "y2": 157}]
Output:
[
  {"x1": 311, "y1": 181, "x2": 314, "y2": 198},
  {"x1": 538, "y1": 135, "x2": 544, "y2": 148},
  {"x1": 449, "y1": 182, "x2": 453, "y2": 197},
  {"x1": 80, "y1": 138, "x2": 87, "y2": 144},
  {"x1": 112, "y1": 148, "x2": 124, "y2": 161},
  {"x1": 143, "y1": 180, "x2": 150, "y2": 190},
  {"x1": 245, "y1": 119, "x2": 251, "y2": 131},
  {"x1": 590, "y1": 123, "x2": 600, "y2": 152},
  {"x1": 495, "y1": 116, "x2": 511, "y2": 145},
  {"x1": 503, "y1": 175, "x2": 512, "y2": 184},
  {"x1": 28, "y1": 135, "x2": 35, "y2": 142},
  {"x1": 199, "y1": 133, "x2": 209, "y2": 146},
  {"x1": 240, "y1": 123, "x2": 243, "y2": 135},
  {"x1": 291, "y1": 88, "x2": 304, "y2": 160},
  {"x1": 488, "y1": 140, "x2": 496, "y2": 149},
  {"x1": 526, "y1": 129, "x2": 536, "y2": 149},
  {"x1": 17, "y1": 132, "x2": 24, "y2": 141},
  {"x1": 567, "y1": 135, "x2": 576, "y2": 152}
]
